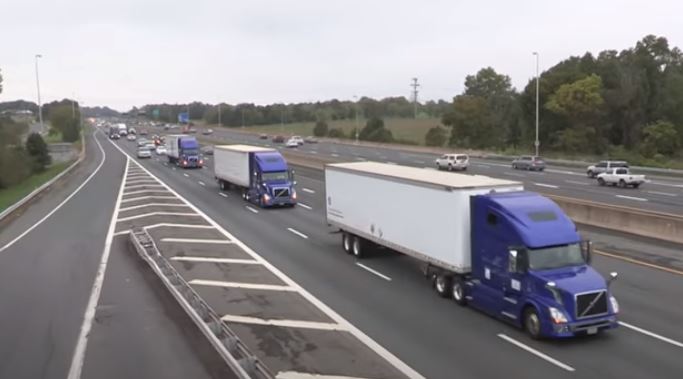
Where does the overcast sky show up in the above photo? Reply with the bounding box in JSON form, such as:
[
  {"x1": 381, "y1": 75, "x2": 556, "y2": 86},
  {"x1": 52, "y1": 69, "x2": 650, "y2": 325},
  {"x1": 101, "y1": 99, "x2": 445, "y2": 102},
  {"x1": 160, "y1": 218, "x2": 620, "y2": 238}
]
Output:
[{"x1": 1, "y1": 0, "x2": 682, "y2": 111}]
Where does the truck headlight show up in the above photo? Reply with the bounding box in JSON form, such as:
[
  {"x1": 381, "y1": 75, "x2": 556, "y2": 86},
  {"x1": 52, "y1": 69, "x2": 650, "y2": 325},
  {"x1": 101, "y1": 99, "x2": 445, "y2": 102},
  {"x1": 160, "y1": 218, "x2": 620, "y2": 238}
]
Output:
[
  {"x1": 263, "y1": 194, "x2": 271, "y2": 202},
  {"x1": 610, "y1": 296, "x2": 619, "y2": 314},
  {"x1": 291, "y1": 190, "x2": 297, "y2": 200},
  {"x1": 549, "y1": 307, "x2": 568, "y2": 324}
]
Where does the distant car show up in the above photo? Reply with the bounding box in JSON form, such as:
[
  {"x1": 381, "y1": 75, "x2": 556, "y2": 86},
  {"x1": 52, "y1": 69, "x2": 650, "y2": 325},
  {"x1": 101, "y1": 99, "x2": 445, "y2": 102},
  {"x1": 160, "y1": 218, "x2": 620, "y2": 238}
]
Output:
[
  {"x1": 587, "y1": 160, "x2": 629, "y2": 178},
  {"x1": 435, "y1": 154, "x2": 469, "y2": 171},
  {"x1": 110, "y1": 133, "x2": 120, "y2": 140},
  {"x1": 188, "y1": 127, "x2": 198, "y2": 134},
  {"x1": 202, "y1": 128, "x2": 213, "y2": 135},
  {"x1": 137, "y1": 139, "x2": 149, "y2": 147},
  {"x1": 137, "y1": 147, "x2": 152, "y2": 158},
  {"x1": 597, "y1": 167, "x2": 646, "y2": 188},
  {"x1": 259, "y1": 133, "x2": 269, "y2": 140},
  {"x1": 127, "y1": 134, "x2": 136, "y2": 141},
  {"x1": 512, "y1": 155, "x2": 546, "y2": 171},
  {"x1": 155, "y1": 146, "x2": 167, "y2": 155},
  {"x1": 290, "y1": 136, "x2": 304, "y2": 145},
  {"x1": 139, "y1": 129, "x2": 148, "y2": 136},
  {"x1": 145, "y1": 143, "x2": 156, "y2": 150},
  {"x1": 201, "y1": 145, "x2": 214, "y2": 156},
  {"x1": 128, "y1": 128, "x2": 136, "y2": 135},
  {"x1": 304, "y1": 136, "x2": 318, "y2": 144},
  {"x1": 285, "y1": 138, "x2": 299, "y2": 148},
  {"x1": 272, "y1": 135, "x2": 285, "y2": 143}
]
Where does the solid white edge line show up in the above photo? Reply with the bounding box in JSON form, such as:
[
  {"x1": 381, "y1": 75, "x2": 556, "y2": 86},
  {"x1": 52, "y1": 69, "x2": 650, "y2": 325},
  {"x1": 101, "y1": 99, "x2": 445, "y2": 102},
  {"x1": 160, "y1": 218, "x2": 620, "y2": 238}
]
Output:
[
  {"x1": 302, "y1": 188, "x2": 315, "y2": 194},
  {"x1": 245, "y1": 206, "x2": 259, "y2": 214},
  {"x1": 497, "y1": 334, "x2": 575, "y2": 372},
  {"x1": 287, "y1": 227, "x2": 309, "y2": 239},
  {"x1": 220, "y1": 314, "x2": 344, "y2": 331},
  {"x1": 619, "y1": 321, "x2": 683, "y2": 348},
  {"x1": 67, "y1": 153, "x2": 128, "y2": 379},
  {"x1": 105, "y1": 140, "x2": 427, "y2": 379},
  {"x1": 0, "y1": 130, "x2": 107, "y2": 254},
  {"x1": 297, "y1": 203, "x2": 312, "y2": 210},
  {"x1": 615, "y1": 195, "x2": 648, "y2": 202},
  {"x1": 356, "y1": 263, "x2": 392, "y2": 281}
]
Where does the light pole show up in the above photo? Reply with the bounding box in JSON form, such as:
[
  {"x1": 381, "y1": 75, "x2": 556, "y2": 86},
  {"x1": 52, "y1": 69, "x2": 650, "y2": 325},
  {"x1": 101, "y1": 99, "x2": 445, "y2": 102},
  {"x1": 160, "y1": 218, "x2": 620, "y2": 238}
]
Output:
[
  {"x1": 353, "y1": 95, "x2": 359, "y2": 144},
  {"x1": 35, "y1": 54, "x2": 43, "y2": 132},
  {"x1": 217, "y1": 102, "x2": 221, "y2": 126},
  {"x1": 533, "y1": 52, "x2": 540, "y2": 157}
]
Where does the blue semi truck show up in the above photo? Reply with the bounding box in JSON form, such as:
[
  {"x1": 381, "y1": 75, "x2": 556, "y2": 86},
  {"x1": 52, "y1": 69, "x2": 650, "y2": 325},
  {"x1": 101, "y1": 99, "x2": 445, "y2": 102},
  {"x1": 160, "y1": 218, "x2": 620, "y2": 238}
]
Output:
[
  {"x1": 325, "y1": 162, "x2": 619, "y2": 339},
  {"x1": 166, "y1": 134, "x2": 203, "y2": 168},
  {"x1": 213, "y1": 145, "x2": 297, "y2": 207}
]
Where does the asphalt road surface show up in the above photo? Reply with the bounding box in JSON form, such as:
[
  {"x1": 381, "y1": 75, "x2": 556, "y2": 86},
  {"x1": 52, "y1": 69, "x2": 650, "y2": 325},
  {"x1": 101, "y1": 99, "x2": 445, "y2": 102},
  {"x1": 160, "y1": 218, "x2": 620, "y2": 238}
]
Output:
[
  {"x1": 201, "y1": 127, "x2": 683, "y2": 214},
  {"x1": 114, "y1": 131, "x2": 683, "y2": 379}
]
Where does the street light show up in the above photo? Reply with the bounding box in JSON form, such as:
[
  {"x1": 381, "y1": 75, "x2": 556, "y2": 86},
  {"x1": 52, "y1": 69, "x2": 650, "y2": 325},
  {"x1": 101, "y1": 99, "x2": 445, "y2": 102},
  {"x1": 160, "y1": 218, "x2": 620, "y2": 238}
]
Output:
[
  {"x1": 533, "y1": 52, "x2": 540, "y2": 157},
  {"x1": 35, "y1": 54, "x2": 43, "y2": 133}
]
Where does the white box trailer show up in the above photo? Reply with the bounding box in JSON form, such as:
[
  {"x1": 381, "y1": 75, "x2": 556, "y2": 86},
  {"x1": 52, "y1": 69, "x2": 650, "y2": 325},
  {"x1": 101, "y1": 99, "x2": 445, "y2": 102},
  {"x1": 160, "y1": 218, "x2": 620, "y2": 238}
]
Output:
[
  {"x1": 214, "y1": 145, "x2": 276, "y2": 188},
  {"x1": 325, "y1": 162, "x2": 523, "y2": 273}
]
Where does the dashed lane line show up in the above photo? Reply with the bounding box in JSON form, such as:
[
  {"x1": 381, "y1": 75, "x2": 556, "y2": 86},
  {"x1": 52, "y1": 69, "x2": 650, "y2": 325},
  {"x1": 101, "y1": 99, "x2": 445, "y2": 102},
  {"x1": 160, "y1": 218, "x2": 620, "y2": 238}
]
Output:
[
  {"x1": 497, "y1": 334, "x2": 575, "y2": 372},
  {"x1": 646, "y1": 190, "x2": 677, "y2": 197},
  {"x1": 356, "y1": 263, "x2": 392, "y2": 281},
  {"x1": 302, "y1": 188, "x2": 315, "y2": 194},
  {"x1": 619, "y1": 321, "x2": 683, "y2": 348},
  {"x1": 297, "y1": 203, "x2": 312, "y2": 210},
  {"x1": 219, "y1": 192, "x2": 228, "y2": 198},
  {"x1": 245, "y1": 206, "x2": 259, "y2": 214},
  {"x1": 533, "y1": 183, "x2": 559, "y2": 189},
  {"x1": 220, "y1": 315, "x2": 345, "y2": 331},
  {"x1": 615, "y1": 195, "x2": 648, "y2": 202},
  {"x1": 287, "y1": 227, "x2": 309, "y2": 239},
  {"x1": 198, "y1": 181, "x2": 205, "y2": 186},
  {"x1": 183, "y1": 173, "x2": 189, "y2": 177}
]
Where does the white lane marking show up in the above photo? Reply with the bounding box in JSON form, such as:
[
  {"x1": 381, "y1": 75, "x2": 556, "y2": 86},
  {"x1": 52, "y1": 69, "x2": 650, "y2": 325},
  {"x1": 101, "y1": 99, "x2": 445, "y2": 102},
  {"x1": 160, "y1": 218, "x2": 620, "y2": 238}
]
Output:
[
  {"x1": 297, "y1": 203, "x2": 312, "y2": 210},
  {"x1": 504, "y1": 172, "x2": 525, "y2": 177},
  {"x1": 221, "y1": 314, "x2": 344, "y2": 331},
  {"x1": 0, "y1": 130, "x2": 107, "y2": 255},
  {"x1": 163, "y1": 162, "x2": 168, "y2": 166},
  {"x1": 497, "y1": 334, "x2": 575, "y2": 372},
  {"x1": 219, "y1": 192, "x2": 228, "y2": 198},
  {"x1": 189, "y1": 279, "x2": 297, "y2": 292},
  {"x1": 106, "y1": 141, "x2": 427, "y2": 379},
  {"x1": 121, "y1": 189, "x2": 170, "y2": 197},
  {"x1": 172, "y1": 167, "x2": 176, "y2": 170},
  {"x1": 386, "y1": 161, "x2": 397, "y2": 165},
  {"x1": 475, "y1": 164, "x2": 490, "y2": 168},
  {"x1": 170, "y1": 257, "x2": 259, "y2": 265},
  {"x1": 646, "y1": 190, "x2": 677, "y2": 197},
  {"x1": 67, "y1": 156, "x2": 128, "y2": 379},
  {"x1": 616, "y1": 195, "x2": 648, "y2": 202},
  {"x1": 619, "y1": 321, "x2": 683, "y2": 348},
  {"x1": 123, "y1": 184, "x2": 164, "y2": 191},
  {"x1": 118, "y1": 203, "x2": 190, "y2": 212},
  {"x1": 413, "y1": 160, "x2": 426, "y2": 164},
  {"x1": 144, "y1": 223, "x2": 215, "y2": 230},
  {"x1": 116, "y1": 212, "x2": 200, "y2": 222},
  {"x1": 650, "y1": 181, "x2": 683, "y2": 188},
  {"x1": 245, "y1": 206, "x2": 259, "y2": 214},
  {"x1": 120, "y1": 195, "x2": 178, "y2": 203},
  {"x1": 533, "y1": 183, "x2": 559, "y2": 189},
  {"x1": 287, "y1": 227, "x2": 309, "y2": 239},
  {"x1": 356, "y1": 263, "x2": 392, "y2": 281},
  {"x1": 331, "y1": 153, "x2": 340, "y2": 157},
  {"x1": 198, "y1": 181, "x2": 205, "y2": 186},
  {"x1": 277, "y1": 372, "x2": 367, "y2": 379},
  {"x1": 302, "y1": 188, "x2": 315, "y2": 194},
  {"x1": 160, "y1": 238, "x2": 232, "y2": 244},
  {"x1": 565, "y1": 180, "x2": 589, "y2": 186},
  {"x1": 113, "y1": 230, "x2": 130, "y2": 236},
  {"x1": 183, "y1": 173, "x2": 189, "y2": 177},
  {"x1": 310, "y1": 151, "x2": 318, "y2": 154}
]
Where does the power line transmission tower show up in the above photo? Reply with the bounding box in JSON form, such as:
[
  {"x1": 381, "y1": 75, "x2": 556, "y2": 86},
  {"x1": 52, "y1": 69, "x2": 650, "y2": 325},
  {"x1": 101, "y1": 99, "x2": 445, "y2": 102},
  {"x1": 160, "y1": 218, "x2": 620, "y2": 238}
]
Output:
[{"x1": 410, "y1": 78, "x2": 420, "y2": 119}]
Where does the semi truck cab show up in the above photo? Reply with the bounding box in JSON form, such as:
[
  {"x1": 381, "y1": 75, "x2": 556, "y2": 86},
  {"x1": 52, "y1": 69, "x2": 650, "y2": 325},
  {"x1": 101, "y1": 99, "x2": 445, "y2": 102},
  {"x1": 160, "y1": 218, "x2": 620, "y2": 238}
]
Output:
[
  {"x1": 467, "y1": 191, "x2": 619, "y2": 338},
  {"x1": 176, "y1": 137, "x2": 203, "y2": 168},
  {"x1": 248, "y1": 151, "x2": 297, "y2": 207}
]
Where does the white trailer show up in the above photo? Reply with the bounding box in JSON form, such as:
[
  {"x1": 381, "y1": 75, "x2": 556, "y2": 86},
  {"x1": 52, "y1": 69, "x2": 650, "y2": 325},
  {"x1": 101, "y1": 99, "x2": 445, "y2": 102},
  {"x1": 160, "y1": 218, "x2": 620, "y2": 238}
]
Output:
[
  {"x1": 117, "y1": 123, "x2": 128, "y2": 136},
  {"x1": 165, "y1": 134, "x2": 186, "y2": 159},
  {"x1": 325, "y1": 162, "x2": 522, "y2": 272},
  {"x1": 214, "y1": 145, "x2": 276, "y2": 188}
]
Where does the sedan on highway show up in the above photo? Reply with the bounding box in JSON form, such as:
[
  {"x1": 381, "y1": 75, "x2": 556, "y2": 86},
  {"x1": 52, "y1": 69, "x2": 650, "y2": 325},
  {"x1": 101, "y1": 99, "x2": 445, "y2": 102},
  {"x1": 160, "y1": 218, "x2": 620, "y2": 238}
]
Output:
[
  {"x1": 137, "y1": 147, "x2": 152, "y2": 158},
  {"x1": 202, "y1": 128, "x2": 214, "y2": 135},
  {"x1": 512, "y1": 155, "x2": 546, "y2": 171},
  {"x1": 155, "y1": 146, "x2": 167, "y2": 155},
  {"x1": 126, "y1": 134, "x2": 136, "y2": 141},
  {"x1": 260, "y1": 133, "x2": 269, "y2": 140},
  {"x1": 285, "y1": 138, "x2": 299, "y2": 148},
  {"x1": 435, "y1": 153, "x2": 469, "y2": 171}
]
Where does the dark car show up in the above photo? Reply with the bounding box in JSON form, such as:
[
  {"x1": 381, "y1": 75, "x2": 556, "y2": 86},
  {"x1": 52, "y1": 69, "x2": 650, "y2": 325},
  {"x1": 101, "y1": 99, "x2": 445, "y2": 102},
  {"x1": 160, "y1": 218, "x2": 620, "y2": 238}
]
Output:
[
  {"x1": 272, "y1": 135, "x2": 285, "y2": 143},
  {"x1": 512, "y1": 155, "x2": 546, "y2": 171},
  {"x1": 304, "y1": 136, "x2": 318, "y2": 144},
  {"x1": 259, "y1": 133, "x2": 269, "y2": 140},
  {"x1": 202, "y1": 128, "x2": 214, "y2": 135}
]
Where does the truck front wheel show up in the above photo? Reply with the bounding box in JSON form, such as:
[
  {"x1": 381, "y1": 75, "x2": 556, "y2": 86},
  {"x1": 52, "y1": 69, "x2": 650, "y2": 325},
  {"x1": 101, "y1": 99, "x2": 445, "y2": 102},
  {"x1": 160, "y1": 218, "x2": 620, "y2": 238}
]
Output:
[
  {"x1": 523, "y1": 307, "x2": 542, "y2": 339},
  {"x1": 434, "y1": 274, "x2": 451, "y2": 298},
  {"x1": 451, "y1": 277, "x2": 467, "y2": 305}
]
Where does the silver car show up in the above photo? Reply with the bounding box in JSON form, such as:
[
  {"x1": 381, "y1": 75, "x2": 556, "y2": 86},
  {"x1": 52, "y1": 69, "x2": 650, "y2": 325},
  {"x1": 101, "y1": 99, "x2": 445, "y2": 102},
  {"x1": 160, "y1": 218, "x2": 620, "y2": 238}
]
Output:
[
  {"x1": 512, "y1": 155, "x2": 546, "y2": 171},
  {"x1": 137, "y1": 147, "x2": 152, "y2": 159},
  {"x1": 586, "y1": 160, "x2": 629, "y2": 178}
]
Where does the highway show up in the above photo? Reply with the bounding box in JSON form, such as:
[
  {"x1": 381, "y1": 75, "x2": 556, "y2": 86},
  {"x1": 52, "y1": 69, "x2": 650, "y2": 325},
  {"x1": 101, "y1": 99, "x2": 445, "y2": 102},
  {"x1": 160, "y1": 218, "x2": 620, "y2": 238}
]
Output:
[
  {"x1": 201, "y1": 127, "x2": 683, "y2": 214},
  {"x1": 112, "y1": 131, "x2": 683, "y2": 379}
]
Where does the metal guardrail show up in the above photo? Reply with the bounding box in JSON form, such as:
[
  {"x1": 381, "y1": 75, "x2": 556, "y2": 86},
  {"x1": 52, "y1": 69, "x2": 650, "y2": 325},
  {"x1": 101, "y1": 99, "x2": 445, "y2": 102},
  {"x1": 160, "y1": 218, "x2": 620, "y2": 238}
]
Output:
[{"x1": 128, "y1": 227, "x2": 274, "y2": 379}]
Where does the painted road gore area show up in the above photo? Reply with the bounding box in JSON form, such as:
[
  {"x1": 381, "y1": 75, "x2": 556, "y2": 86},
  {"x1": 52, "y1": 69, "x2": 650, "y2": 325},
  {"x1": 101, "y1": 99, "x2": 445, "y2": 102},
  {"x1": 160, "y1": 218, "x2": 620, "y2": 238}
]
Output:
[{"x1": 111, "y1": 159, "x2": 422, "y2": 379}]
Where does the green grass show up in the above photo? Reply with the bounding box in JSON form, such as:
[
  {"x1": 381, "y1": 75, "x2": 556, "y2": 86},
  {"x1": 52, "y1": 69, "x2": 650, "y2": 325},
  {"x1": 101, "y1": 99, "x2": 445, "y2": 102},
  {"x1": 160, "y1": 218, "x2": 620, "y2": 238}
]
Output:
[
  {"x1": 44, "y1": 130, "x2": 63, "y2": 143},
  {"x1": 202, "y1": 118, "x2": 444, "y2": 146},
  {"x1": 0, "y1": 161, "x2": 72, "y2": 213}
]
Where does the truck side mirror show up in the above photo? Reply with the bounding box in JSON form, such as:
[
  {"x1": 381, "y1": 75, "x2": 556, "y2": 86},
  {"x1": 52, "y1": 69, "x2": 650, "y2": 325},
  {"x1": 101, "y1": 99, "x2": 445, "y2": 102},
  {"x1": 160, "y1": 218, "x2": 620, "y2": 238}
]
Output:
[
  {"x1": 607, "y1": 272, "x2": 618, "y2": 287},
  {"x1": 581, "y1": 240, "x2": 592, "y2": 265}
]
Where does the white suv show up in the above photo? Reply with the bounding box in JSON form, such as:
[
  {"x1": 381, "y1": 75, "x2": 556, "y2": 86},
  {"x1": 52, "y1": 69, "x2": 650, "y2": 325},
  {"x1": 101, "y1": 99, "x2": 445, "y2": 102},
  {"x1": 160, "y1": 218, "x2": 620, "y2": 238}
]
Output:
[
  {"x1": 290, "y1": 136, "x2": 304, "y2": 145},
  {"x1": 435, "y1": 154, "x2": 469, "y2": 171}
]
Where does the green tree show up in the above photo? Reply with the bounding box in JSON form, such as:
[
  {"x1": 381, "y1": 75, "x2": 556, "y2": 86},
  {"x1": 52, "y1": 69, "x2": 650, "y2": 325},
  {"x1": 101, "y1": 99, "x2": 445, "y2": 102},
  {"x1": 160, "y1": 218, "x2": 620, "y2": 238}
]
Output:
[
  {"x1": 424, "y1": 126, "x2": 447, "y2": 147},
  {"x1": 443, "y1": 95, "x2": 489, "y2": 147},
  {"x1": 25, "y1": 132, "x2": 51, "y2": 172},
  {"x1": 327, "y1": 128, "x2": 345, "y2": 138},
  {"x1": 640, "y1": 120, "x2": 680, "y2": 157},
  {"x1": 48, "y1": 105, "x2": 81, "y2": 142},
  {"x1": 359, "y1": 117, "x2": 393, "y2": 142},
  {"x1": 313, "y1": 120, "x2": 329, "y2": 137}
]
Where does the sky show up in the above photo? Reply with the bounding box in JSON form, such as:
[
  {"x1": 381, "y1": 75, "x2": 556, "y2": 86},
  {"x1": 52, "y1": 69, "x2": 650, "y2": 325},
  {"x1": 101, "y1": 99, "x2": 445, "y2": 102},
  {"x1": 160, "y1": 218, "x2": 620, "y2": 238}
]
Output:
[{"x1": 1, "y1": 0, "x2": 682, "y2": 111}]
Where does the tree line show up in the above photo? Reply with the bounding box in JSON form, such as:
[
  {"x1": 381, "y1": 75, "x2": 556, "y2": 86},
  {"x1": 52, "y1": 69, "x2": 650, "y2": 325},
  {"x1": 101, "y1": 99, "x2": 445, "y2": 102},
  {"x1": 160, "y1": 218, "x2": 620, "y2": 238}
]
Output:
[{"x1": 438, "y1": 35, "x2": 683, "y2": 162}]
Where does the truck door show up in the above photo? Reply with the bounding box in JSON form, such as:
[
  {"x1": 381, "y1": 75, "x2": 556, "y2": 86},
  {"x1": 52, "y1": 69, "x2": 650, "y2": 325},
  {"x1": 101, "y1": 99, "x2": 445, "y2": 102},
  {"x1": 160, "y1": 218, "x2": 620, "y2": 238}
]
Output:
[
  {"x1": 469, "y1": 210, "x2": 506, "y2": 317},
  {"x1": 498, "y1": 248, "x2": 526, "y2": 323}
]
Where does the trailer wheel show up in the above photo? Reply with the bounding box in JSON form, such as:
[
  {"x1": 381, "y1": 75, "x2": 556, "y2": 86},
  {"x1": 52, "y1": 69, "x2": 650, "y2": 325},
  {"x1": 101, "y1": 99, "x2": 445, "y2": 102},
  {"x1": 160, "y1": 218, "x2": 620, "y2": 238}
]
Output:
[
  {"x1": 352, "y1": 236, "x2": 364, "y2": 258},
  {"x1": 434, "y1": 274, "x2": 451, "y2": 298},
  {"x1": 451, "y1": 277, "x2": 467, "y2": 305},
  {"x1": 342, "y1": 233, "x2": 352, "y2": 254},
  {"x1": 523, "y1": 307, "x2": 542, "y2": 339},
  {"x1": 219, "y1": 180, "x2": 226, "y2": 191}
]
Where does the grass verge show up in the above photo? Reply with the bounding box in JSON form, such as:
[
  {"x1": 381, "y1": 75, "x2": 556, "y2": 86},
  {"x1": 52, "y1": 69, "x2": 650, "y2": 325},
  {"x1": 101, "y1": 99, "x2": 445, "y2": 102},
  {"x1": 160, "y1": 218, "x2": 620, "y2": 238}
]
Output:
[{"x1": 0, "y1": 161, "x2": 73, "y2": 213}]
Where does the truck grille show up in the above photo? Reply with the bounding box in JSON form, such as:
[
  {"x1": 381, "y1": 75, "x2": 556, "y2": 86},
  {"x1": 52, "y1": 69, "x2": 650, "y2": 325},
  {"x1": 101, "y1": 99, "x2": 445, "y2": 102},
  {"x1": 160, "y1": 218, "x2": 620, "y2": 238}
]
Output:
[
  {"x1": 575, "y1": 291, "x2": 608, "y2": 319},
  {"x1": 274, "y1": 188, "x2": 290, "y2": 198}
]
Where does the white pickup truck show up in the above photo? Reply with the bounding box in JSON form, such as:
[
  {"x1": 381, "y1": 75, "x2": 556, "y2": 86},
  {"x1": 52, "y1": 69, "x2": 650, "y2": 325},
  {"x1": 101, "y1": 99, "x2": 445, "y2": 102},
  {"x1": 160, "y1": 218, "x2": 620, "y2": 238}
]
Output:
[{"x1": 597, "y1": 168, "x2": 646, "y2": 188}]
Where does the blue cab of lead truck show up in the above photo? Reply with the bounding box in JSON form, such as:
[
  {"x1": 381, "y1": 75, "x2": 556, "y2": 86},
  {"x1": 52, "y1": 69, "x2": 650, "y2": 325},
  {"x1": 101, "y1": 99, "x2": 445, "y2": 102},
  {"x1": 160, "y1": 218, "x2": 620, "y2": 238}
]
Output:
[
  {"x1": 166, "y1": 134, "x2": 203, "y2": 168},
  {"x1": 324, "y1": 162, "x2": 619, "y2": 339},
  {"x1": 214, "y1": 145, "x2": 297, "y2": 207}
]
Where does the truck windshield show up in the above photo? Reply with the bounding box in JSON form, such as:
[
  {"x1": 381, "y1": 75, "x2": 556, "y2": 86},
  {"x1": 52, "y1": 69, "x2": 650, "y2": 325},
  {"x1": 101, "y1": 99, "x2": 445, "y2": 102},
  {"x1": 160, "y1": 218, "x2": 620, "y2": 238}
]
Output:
[
  {"x1": 262, "y1": 171, "x2": 288, "y2": 182},
  {"x1": 528, "y1": 243, "x2": 585, "y2": 270},
  {"x1": 182, "y1": 148, "x2": 199, "y2": 155}
]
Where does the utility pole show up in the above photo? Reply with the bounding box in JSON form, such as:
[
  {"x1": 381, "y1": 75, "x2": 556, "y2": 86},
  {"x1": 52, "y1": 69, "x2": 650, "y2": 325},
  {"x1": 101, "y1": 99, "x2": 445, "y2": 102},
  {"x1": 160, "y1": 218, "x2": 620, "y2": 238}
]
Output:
[
  {"x1": 35, "y1": 54, "x2": 43, "y2": 132},
  {"x1": 410, "y1": 77, "x2": 420, "y2": 119},
  {"x1": 533, "y1": 52, "x2": 540, "y2": 156},
  {"x1": 217, "y1": 103, "x2": 221, "y2": 126}
]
